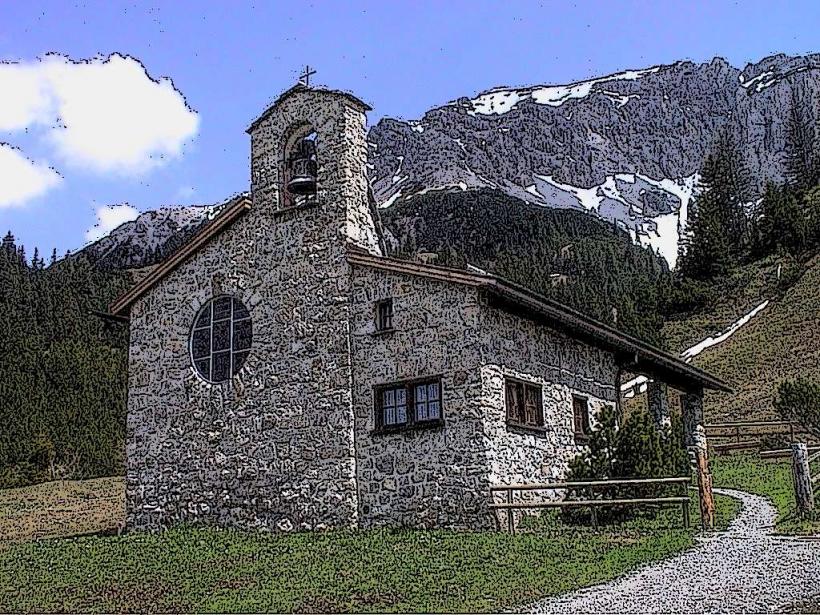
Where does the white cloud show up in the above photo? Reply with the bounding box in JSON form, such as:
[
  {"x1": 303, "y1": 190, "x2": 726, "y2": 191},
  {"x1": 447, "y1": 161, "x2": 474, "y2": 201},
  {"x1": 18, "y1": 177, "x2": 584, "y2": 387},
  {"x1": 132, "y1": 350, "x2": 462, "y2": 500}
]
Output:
[
  {"x1": 0, "y1": 53, "x2": 199, "y2": 175},
  {"x1": 85, "y1": 204, "x2": 140, "y2": 243},
  {"x1": 0, "y1": 143, "x2": 61, "y2": 208}
]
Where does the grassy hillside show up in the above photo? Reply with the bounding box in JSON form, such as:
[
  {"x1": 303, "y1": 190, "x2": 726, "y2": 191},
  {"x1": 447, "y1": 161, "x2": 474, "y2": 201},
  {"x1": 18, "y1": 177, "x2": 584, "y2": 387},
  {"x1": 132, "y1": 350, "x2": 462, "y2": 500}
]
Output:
[
  {"x1": 662, "y1": 254, "x2": 820, "y2": 422},
  {"x1": 712, "y1": 454, "x2": 820, "y2": 535},
  {"x1": 0, "y1": 477, "x2": 124, "y2": 542}
]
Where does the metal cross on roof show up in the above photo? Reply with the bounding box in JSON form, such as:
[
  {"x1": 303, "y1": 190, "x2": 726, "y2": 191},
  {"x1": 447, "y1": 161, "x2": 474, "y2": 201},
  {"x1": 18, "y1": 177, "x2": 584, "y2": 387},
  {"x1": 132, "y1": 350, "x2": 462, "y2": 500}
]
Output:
[{"x1": 299, "y1": 65, "x2": 316, "y2": 87}]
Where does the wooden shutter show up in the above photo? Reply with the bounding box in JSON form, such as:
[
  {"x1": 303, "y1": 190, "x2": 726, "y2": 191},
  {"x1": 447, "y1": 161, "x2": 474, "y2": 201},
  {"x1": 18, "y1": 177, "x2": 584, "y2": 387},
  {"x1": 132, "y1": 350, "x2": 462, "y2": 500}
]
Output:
[
  {"x1": 505, "y1": 381, "x2": 520, "y2": 423},
  {"x1": 573, "y1": 396, "x2": 589, "y2": 436},
  {"x1": 524, "y1": 385, "x2": 537, "y2": 425}
]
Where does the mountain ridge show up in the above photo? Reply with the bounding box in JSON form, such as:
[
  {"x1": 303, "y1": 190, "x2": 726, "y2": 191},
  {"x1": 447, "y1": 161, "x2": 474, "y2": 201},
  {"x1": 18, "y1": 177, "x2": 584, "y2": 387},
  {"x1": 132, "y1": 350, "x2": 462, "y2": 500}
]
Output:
[
  {"x1": 76, "y1": 52, "x2": 820, "y2": 271},
  {"x1": 367, "y1": 52, "x2": 820, "y2": 266}
]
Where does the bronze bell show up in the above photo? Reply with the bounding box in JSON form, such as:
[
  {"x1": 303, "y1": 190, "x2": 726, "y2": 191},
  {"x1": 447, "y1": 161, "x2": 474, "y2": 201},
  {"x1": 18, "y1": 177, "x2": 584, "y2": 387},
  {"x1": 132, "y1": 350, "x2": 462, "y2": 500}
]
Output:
[{"x1": 286, "y1": 138, "x2": 318, "y2": 195}]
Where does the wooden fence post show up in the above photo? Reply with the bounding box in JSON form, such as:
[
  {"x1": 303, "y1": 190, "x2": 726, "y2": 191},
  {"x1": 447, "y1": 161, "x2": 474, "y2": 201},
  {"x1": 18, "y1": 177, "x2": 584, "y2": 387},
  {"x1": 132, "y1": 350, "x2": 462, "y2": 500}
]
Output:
[
  {"x1": 507, "y1": 488, "x2": 514, "y2": 534},
  {"x1": 693, "y1": 425, "x2": 715, "y2": 530},
  {"x1": 791, "y1": 442, "x2": 815, "y2": 516}
]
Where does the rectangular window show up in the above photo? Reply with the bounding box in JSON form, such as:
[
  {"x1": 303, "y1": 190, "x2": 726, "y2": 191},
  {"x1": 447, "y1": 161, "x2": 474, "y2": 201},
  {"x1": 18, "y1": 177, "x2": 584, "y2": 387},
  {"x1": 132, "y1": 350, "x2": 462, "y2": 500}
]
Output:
[
  {"x1": 375, "y1": 298, "x2": 393, "y2": 332},
  {"x1": 573, "y1": 395, "x2": 591, "y2": 441},
  {"x1": 504, "y1": 378, "x2": 544, "y2": 430},
  {"x1": 375, "y1": 377, "x2": 442, "y2": 432}
]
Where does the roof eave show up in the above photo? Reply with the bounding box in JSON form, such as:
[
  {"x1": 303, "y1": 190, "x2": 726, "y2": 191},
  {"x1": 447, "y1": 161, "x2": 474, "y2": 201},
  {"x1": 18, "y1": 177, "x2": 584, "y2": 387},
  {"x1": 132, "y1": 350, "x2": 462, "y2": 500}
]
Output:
[
  {"x1": 246, "y1": 85, "x2": 372, "y2": 134},
  {"x1": 483, "y1": 279, "x2": 732, "y2": 394},
  {"x1": 109, "y1": 195, "x2": 252, "y2": 318}
]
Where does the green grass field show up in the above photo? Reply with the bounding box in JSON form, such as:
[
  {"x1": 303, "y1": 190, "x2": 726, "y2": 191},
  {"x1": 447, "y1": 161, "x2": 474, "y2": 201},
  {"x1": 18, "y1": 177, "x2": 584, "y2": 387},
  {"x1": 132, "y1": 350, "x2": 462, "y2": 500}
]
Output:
[
  {"x1": 0, "y1": 478, "x2": 738, "y2": 613},
  {"x1": 711, "y1": 453, "x2": 820, "y2": 534}
]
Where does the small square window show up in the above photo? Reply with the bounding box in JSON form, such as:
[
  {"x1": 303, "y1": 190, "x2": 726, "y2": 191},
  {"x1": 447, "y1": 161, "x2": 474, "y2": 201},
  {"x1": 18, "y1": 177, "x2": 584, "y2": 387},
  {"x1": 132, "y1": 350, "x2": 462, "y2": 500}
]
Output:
[{"x1": 375, "y1": 299, "x2": 393, "y2": 332}]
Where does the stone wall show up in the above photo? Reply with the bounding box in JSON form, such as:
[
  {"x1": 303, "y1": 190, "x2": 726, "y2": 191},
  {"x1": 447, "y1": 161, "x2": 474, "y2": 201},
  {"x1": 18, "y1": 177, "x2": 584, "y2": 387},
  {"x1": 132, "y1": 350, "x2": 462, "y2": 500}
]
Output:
[
  {"x1": 349, "y1": 266, "x2": 494, "y2": 529},
  {"x1": 126, "y1": 88, "x2": 377, "y2": 531},
  {"x1": 125, "y1": 84, "x2": 626, "y2": 534},
  {"x1": 348, "y1": 266, "x2": 620, "y2": 531},
  {"x1": 477, "y1": 301, "x2": 619, "y2": 526}
]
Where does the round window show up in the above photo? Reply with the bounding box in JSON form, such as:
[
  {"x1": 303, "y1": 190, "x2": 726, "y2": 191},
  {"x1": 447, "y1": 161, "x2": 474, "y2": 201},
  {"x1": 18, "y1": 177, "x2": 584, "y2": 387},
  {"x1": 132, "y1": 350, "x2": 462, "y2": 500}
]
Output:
[{"x1": 190, "y1": 296, "x2": 252, "y2": 383}]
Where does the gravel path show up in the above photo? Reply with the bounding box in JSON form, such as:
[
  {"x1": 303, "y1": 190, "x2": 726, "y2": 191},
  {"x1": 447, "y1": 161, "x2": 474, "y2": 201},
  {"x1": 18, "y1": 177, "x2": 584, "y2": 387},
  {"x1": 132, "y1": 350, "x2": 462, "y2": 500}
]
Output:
[{"x1": 525, "y1": 488, "x2": 820, "y2": 613}]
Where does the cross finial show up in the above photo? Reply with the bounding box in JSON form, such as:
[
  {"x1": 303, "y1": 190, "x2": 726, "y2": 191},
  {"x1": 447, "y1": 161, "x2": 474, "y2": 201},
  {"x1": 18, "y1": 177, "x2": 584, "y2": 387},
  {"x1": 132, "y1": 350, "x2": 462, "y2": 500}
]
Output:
[{"x1": 299, "y1": 65, "x2": 316, "y2": 87}]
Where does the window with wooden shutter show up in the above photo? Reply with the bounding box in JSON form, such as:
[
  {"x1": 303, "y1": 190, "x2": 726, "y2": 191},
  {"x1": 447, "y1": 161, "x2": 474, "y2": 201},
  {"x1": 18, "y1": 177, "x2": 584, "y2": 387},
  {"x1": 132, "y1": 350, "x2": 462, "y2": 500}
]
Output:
[
  {"x1": 375, "y1": 298, "x2": 393, "y2": 332},
  {"x1": 573, "y1": 395, "x2": 591, "y2": 442},
  {"x1": 504, "y1": 377, "x2": 544, "y2": 431},
  {"x1": 505, "y1": 380, "x2": 521, "y2": 423}
]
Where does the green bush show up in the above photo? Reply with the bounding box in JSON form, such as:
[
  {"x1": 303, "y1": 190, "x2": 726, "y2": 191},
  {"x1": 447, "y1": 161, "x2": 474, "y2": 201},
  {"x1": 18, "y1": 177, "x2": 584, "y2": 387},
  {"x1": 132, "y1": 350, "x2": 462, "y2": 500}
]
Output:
[
  {"x1": 562, "y1": 406, "x2": 690, "y2": 525},
  {"x1": 774, "y1": 378, "x2": 820, "y2": 440}
]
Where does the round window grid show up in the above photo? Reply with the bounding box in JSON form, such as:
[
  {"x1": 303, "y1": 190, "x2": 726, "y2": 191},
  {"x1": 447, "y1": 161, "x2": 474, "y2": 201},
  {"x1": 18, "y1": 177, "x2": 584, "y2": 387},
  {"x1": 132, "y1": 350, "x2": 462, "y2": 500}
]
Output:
[{"x1": 189, "y1": 296, "x2": 252, "y2": 383}]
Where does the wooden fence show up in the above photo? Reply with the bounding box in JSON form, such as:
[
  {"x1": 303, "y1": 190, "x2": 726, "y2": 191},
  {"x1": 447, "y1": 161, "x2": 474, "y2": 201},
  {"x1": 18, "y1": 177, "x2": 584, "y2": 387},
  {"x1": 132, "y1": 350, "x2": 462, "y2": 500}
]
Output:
[
  {"x1": 489, "y1": 476, "x2": 691, "y2": 533},
  {"x1": 760, "y1": 446, "x2": 820, "y2": 459},
  {"x1": 705, "y1": 420, "x2": 816, "y2": 454}
]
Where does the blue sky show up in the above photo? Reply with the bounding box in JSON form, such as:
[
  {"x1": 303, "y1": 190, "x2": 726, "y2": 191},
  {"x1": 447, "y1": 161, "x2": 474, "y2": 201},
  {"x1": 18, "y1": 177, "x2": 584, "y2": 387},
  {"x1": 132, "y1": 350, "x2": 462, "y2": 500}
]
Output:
[{"x1": 0, "y1": 0, "x2": 818, "y2": 259}]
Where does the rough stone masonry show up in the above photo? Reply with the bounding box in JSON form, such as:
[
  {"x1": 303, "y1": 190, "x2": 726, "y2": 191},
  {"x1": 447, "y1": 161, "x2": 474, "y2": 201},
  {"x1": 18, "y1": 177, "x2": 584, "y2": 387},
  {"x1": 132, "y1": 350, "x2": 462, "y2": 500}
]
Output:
[{"x1": 118, "y1": 83, "x2": 723, "y2": 533}]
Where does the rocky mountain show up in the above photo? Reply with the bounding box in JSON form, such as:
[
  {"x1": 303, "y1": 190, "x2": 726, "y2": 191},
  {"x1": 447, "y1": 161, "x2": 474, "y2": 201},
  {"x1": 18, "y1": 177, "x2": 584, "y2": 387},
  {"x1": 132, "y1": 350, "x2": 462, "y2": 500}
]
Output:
[
  {"x1": 78, "y1": 53, "x2": 820, "y2": 270},
  {"x1": 367, "y1": 53, "x2": 820, "y2": 267},
  {"x1": 79, "y1": 203, "x2": 227, "y2": 270}
]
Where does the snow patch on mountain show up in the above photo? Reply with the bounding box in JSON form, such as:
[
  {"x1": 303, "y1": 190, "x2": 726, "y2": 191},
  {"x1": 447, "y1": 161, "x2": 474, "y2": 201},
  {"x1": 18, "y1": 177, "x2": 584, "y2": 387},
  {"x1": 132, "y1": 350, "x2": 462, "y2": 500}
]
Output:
[
  {"x1": 739, "y1": 70, "x2": 778, "y2": 93},
  {"x1": 524, "y1": 172, "x2": 698, "y2": 268},
  {"x1": 465, "y1": 66, "x2": 662, "y2": 116},
  {"x1": 622, "y1": 298, "x2": 770, "y2": 397},
  {"x1": 680, "y1": 299, "x2": 770, "y2": 361},
  {"x1": 602, "y1": 90, "x2": 641, "y2": 108}
]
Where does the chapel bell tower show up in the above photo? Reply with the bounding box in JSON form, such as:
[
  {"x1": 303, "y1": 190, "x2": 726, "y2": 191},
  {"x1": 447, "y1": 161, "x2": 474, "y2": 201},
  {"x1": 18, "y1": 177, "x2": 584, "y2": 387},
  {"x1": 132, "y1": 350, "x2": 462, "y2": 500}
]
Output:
[{"x1": 246, "y1": 78, "x2": 382, "y2": 255}]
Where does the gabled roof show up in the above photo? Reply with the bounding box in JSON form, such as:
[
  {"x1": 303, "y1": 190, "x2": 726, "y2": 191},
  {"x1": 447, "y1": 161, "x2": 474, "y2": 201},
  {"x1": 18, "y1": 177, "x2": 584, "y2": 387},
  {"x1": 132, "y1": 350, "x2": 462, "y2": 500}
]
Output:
[
  {"x1": 110, "y1": 195, "x2": 251, "y2": 316},
  {"x1": 111, "y1": 213, "x2": 730, "y2": 394},
  {"x1": 347, "y1": 251, "x2": 732, "y2": 394},
  {"x1": 246, "y1": 84, "x2": 372, "y2": 134}
]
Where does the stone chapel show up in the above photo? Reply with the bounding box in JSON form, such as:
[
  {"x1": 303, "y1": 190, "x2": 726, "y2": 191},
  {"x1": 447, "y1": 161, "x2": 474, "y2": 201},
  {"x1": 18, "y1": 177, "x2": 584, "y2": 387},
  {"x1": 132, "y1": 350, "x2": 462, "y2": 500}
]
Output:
[{"x1": 110, "y1": 83, "x2": 730, "y2": 532}]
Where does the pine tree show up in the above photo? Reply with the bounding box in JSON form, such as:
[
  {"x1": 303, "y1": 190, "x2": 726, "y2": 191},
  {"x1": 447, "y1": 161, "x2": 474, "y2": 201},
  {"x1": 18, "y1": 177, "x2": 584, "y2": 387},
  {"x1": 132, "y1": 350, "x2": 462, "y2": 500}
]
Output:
[
  {"x1": 717, "y1": 129, "x2": 752, "y2": 251},
  {"x1": 758, "y1": 181, "x2": 807, "y2": 255},
  {"x1": 2, "y1": 232, "x2": 15, "y2": 259},
  {"x1": 678, "y1": 156, "x2": 733, "y2": 280},
  {"x1": 31, "y1": 247, "x2": 43, "y2": 270},
  {"x1": 784, "y1": 85, "x2": 819, "y2": 193},
  {"x1": 803, "y1": 186, "x2": 820, "y2": 248},
  {"x1": 678, "y1": 127, "x2": 754, "y2": 279}
]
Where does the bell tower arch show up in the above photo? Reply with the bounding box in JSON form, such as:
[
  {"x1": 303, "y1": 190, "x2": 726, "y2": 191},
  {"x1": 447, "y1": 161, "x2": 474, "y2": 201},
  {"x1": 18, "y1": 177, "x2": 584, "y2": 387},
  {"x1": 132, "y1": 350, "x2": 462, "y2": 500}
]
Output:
[
  {"x1": 247, "y1": 84, "x2": 382, "y2": 255},
  {"x1": 280, "y1": 125, "x2": 318, "y2": 209}
]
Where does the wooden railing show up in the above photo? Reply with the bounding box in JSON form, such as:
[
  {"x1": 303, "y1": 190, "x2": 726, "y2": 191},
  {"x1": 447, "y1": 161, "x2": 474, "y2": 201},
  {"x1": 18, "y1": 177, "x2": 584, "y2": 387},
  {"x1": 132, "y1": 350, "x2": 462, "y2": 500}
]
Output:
[
  {"x1": 489, "y1": 477, "x2": 691, "y2": 533},
  {"x1": 760, "y1": 446, "x2": 820, "y2": 459},
  {"x1": 705, "y1": 420, "x2": 816, "y2": 454}
]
